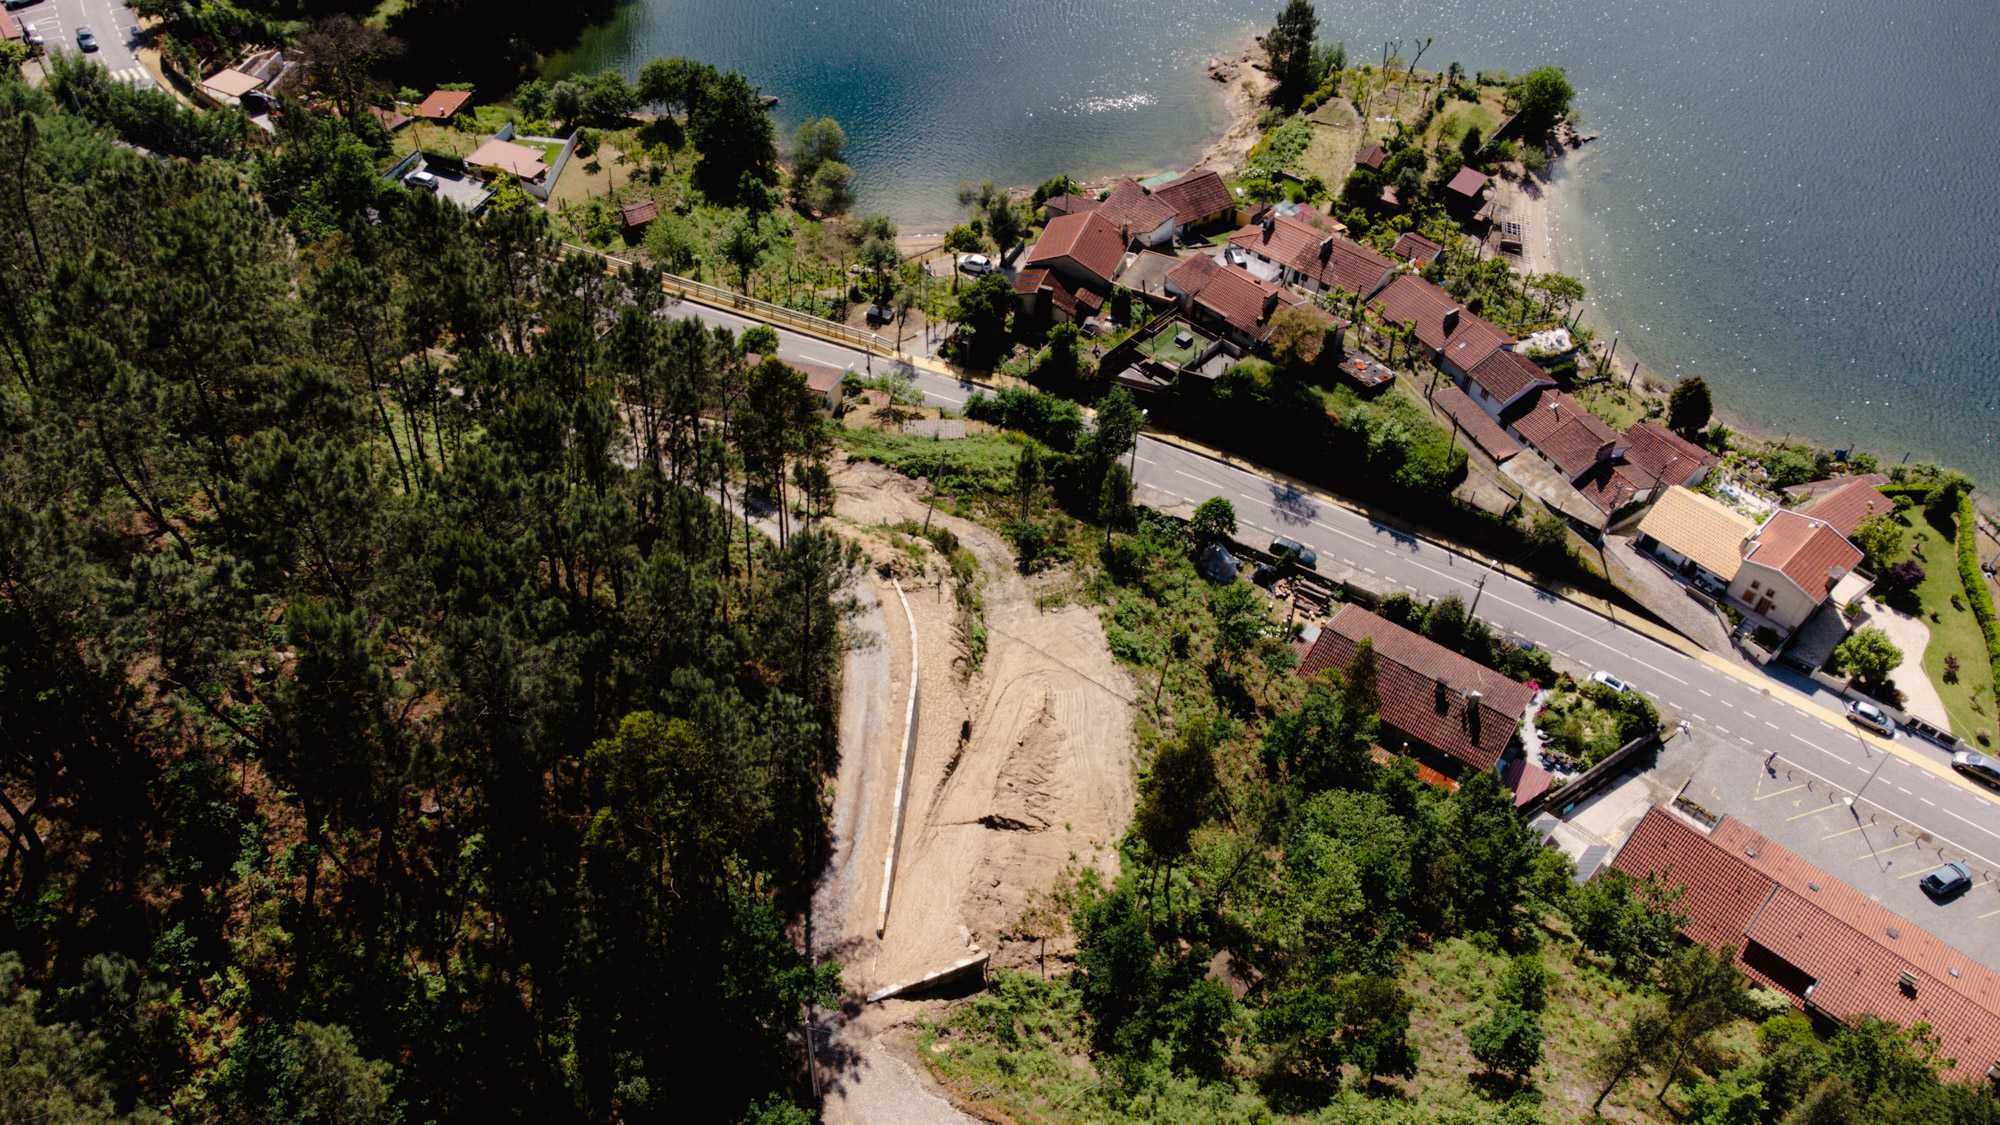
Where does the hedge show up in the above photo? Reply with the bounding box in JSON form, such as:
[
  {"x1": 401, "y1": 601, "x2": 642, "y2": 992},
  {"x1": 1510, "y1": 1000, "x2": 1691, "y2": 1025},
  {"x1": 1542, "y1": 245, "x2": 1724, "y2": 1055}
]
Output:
[{"x1": 1955, "y1": 493, "x2": 2000, "y2": 701}]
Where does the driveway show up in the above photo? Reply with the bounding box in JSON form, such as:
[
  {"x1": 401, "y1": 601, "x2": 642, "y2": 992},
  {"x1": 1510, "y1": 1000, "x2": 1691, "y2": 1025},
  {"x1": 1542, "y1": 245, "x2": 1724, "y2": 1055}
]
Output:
[
  {"x1": 1853, "y1": 600, "x2": 1952, "y2": 730},
  {"x1": 1603, "y1": 532, "x2": 1738, "y2": 659}
]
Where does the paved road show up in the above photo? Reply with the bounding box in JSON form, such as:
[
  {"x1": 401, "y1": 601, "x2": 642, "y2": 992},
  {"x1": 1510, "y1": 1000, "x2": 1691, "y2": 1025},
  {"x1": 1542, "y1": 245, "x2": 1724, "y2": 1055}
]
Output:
[
  {"x1": 664, "y1": 295, "x2": 2000, "y2": 905},
  {"x1": 17, "y1": 0, "x2": 149, "y2": 87}
]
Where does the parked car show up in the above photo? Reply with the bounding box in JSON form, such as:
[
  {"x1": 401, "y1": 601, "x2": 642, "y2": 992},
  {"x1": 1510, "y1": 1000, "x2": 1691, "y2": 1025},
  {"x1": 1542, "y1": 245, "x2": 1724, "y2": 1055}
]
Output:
[
  {"x1": 1589, "y1": 670, "x2": 1635, "y2": 695},
  {"x1": 22, "y1": 22, "x2": 43, "y2": 47},
  {"x1": 1268, "y1": 536, "x2": 1318, "y2": 571},
  {"x1": 3, "y1": 0, "x2": 41, "y2": 11},
  {"x1": 1920, "y1": 861, "x2": 1973, "y2": 901},
  {"x1": 865, "y1": 304, "x2": 895, "y2": 326},
  {"x1": 1691, "y1": 572, "x2": 1728, "y2": 598},
  {"x1": 403, "y1": 170, "x2": 439, "y2": 192},
  {"x1": 1952, "y1": 750, "x2": 2000, "y2": 790},
  {"x1": 956, "y1": 253, "x2": 994, "y2": 276},
  {"x1": 75, "y1": 26, "x2": 97, "y2": 51},
  {"x1": 1845, "y1": 700, "x2": 1895, "y2": 737}
]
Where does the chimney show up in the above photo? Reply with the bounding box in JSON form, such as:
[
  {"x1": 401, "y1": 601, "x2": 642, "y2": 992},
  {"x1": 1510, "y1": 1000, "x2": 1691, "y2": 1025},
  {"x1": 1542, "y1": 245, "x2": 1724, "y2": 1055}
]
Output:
[
  {"x1": 1318, "y1": 235, "x2": 1334, "y2": 261},
  {"x1": 1898, "y1": 971, "x2": 1919, "y2": 997},
  {"x1": 1261, "y1": 215, "x2": 1275, "y2": 242},
  {"x1": 1442, "y1": 306, "x2": 1461, "y2": 336},
  {"x1": 1261, "y1": 289, "x2": 1280, "y2": 319},
  {"x1": 1465, "y1": 690, "x2": 1483, "y2": 744}
]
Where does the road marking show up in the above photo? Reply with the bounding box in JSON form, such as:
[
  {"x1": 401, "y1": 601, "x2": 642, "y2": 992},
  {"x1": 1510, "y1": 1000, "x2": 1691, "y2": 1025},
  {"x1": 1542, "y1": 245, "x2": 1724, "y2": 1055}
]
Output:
[
  {"x1": 1944, "y1": 808, "x2": 2000, "y2": 842},
  {"x1": 1869, "y1": 840, "x2": 1917, "y2": 858},
  {"x1": 1135, "y1": 455, "x2": 1156, "y2": 466},
  {"x1": 1980, "y1": 906, "x2": 2000, "y2": 920},
  {"x1": 1699, "y1": 689, "x2": 1714, "y2": 698},
  {"x1": 1821, "y1": 824, "x2": 1866, "y2": 839},
  {"x1": 1897, "y1": 786, "x2": 1913, "y2": 796},
  {"x1": 1900, "y1": 867, "x2": 1942, "y2": 881},
  {"x1": 1790, "y1": 733, "x2": 1853, "y2": 765},
  {"x1": 1787, "y1": 803, "x2": 1843, "y2": 822},
  {"x1": 1764, "y1": 721, "x2": 1782, "y2": 731},
  {"x1": 1923, "y1": 798, "x2": 1937, "y2": 806},
  {"x1": 1716, "y1": 726, "x2": 1731, "y2": 735},
  {"x1": 1756, "y1": 784, "x2": 1805, "y2": 802}
]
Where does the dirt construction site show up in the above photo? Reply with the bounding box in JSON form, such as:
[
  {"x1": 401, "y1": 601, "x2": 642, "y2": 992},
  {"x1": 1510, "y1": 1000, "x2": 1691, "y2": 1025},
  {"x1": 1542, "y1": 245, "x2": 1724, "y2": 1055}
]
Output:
[{"x1": 811, "y1": 460, "x2": 1136, "y2": 1121}]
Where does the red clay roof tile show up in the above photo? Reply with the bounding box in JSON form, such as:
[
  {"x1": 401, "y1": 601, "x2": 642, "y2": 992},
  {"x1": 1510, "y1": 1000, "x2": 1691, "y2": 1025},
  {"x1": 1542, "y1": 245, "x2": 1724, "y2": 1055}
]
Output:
[{"x1": 1298, "y1": 605, "x2": 1533, "y2": 771}]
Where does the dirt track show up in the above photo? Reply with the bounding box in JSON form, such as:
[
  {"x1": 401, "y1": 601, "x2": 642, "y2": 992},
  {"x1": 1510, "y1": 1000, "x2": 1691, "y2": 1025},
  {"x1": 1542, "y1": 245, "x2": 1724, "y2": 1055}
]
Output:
[{"x1": 814, "y1": 460, "x2": 1136, "y2": 1120}]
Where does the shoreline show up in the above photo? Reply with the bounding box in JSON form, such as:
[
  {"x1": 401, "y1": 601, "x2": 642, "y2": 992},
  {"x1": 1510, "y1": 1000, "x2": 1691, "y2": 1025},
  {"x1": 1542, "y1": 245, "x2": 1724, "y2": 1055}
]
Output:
[{"x1": 1501, "y1": 150, "x2": 1867, "y2": 474}]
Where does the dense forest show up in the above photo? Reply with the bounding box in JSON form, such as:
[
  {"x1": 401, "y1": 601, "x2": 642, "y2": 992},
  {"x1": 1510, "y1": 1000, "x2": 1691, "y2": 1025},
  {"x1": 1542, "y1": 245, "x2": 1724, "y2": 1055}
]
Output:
[{"x1": 0, "y1": 65, "x2": 847, "y2": 1120}]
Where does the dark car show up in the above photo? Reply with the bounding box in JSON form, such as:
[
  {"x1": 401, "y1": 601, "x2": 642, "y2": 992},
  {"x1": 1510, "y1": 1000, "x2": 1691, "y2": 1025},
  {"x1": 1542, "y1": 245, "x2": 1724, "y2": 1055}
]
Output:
[
  {"x1": 1269, "y1": 536, "x2": 1318, "y2": 571},
  {"x1": 865, "y1": 304, "x2": 895, "y2": 326},
  {"x1": 1921, "y1": 861, "x2": 1973, "y2": 900},
  {"x1": 76, "y1": 26, "x2": 97, "y2": 51},
  {"x1": 1953, "y1": 750, "x2": 2000, "y2": 790},
  {"x1": 2, "y1": 0, "x2": 41, "y2": 11}
]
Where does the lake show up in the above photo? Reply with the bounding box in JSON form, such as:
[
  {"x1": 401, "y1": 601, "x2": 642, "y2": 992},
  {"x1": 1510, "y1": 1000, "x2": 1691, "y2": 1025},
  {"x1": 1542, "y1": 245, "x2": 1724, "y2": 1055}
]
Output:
[{"x1": 551, "y1": 0, "x2": 2000, "y2": 485}]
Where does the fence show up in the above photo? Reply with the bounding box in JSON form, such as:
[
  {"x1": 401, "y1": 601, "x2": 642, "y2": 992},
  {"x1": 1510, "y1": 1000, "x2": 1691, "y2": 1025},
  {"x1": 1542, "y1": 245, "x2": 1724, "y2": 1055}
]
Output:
[
  {"x1": 559, "y1": 242, "x2": 903, "y2": 360},
  {"x1": 1519, "y1": 731, "x2": 1662, "y2": 819}
]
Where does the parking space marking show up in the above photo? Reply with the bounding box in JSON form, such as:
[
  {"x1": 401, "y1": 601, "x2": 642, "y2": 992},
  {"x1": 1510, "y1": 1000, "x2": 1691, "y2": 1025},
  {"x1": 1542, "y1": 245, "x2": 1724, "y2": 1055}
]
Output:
[
  {"x1": 1980, "y1": 906, "x2": 2000, "y2": 920},
  {"x1": 1756, "y1": 784, "x2": 1806, "y2": 802},
  {"x1": 1787, "y1": 803, "x2": 1844, "y2": 822},
  {"x1": 1821, "y1": 824, "x2": 1866, "y2": 839},
  {"x1": 1869, "y1": 841, "x2": 1917, "y2": 859},
  {"x1": 1900, "y1": 867, "x2": 1942, "y2": 881}
]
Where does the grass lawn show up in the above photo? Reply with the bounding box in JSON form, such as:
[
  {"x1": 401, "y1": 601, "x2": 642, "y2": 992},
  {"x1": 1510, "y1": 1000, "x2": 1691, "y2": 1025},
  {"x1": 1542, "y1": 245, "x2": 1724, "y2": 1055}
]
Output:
[
  {"x1": 1135, "y1": 321, "x2": 1202, "y2": 367},
  {"x1": 1572, "y1": 378, "x2": 1653, "y2": 431},
  {"x1": 1892, "y1": 510, "x2": 1996, "y2": 744},
  {"x1": 837, "y1": 426, "x2": 1022, "y2": 498}
]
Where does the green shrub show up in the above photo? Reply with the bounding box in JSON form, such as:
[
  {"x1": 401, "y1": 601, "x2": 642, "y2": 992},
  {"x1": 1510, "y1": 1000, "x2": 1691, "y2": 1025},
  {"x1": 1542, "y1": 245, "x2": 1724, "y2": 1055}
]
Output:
[{"x1": 1955, "y1": 493, "x2": 2000, "y2": 702}]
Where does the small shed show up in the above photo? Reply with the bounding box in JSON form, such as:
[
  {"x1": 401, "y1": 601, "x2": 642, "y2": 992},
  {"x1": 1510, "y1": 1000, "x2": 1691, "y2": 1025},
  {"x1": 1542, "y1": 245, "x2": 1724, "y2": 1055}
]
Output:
[{"x1": 619, "y1": 199, "x2": 660, "y2": 230}]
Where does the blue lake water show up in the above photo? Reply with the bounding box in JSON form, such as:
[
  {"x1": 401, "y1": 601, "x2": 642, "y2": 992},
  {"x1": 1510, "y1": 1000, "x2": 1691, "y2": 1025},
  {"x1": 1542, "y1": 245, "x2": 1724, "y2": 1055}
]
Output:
[{"x1": 552, "y1": 0, "x2": 2000, "y2": 485}]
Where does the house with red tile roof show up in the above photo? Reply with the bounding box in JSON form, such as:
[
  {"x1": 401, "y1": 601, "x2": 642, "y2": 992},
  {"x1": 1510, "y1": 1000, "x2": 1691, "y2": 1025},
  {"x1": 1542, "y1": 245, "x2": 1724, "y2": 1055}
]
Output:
[
  {"x1": 1355, "y1": 144, "x2": 1387, "y2": 171},
  {"x1": 1793, "y1": 476, "x2": 1898, "y2": 538},
  {"x1": 1610, "y1": 805, "x2": 2000, "y2": 1085},
  {"x1": 1227, "y1": 212, "x2": 1397, "y2": 300},
  {"x1": 1728, "y1": 509, "x2": 1866, "y2": 631},
  {"x1": 1444, "y1": 165, "x2": 1492, "y2": 218},
  {"x1": 1013, "y1": 267, "x2": 1104, "y2": 324},
  {"x1": 1392, "y1": 230, "x2": 1444, "y2": 268},
  {"x1": 1163, "y1": 255, "x2": 1311, "y2": 349},
  {"x1": 1096, "y1": 178, "x2": 1181, "y2": 248},
  {"x1": 1371, "y1": 275, "x2": 1554, "y2": 417},
  {"x1": 1151, "y1": 168, "x2": 1235, "y2": 229},
  {"x1": 416, "y1": 89, "x2": 473, "y2": 121},
  {"x1": 1023, "y1": 210, "x2": 1125, "y2": 290},
  {"x1": 1299, "y1": 605, "x2": 1537, "y2": 783},
  {"x1": 1497, "y1": 392, "x2": 1722, "y2": 523},
  {"x1": 1042, "y1": 193, "x2": 1100, "y2": 218}
]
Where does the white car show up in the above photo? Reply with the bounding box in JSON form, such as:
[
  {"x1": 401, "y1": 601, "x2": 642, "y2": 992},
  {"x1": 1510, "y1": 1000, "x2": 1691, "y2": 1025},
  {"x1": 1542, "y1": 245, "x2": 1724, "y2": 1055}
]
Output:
[
  {"x1": 404, "y1": 170, "x2": 439, "y2": 192},
  {"x1": 1589, "y1": 670, "x2": 1634, "y2": 695},
  {"x1": 956, "y1": 253, "x2": 994, "y2": 276}
]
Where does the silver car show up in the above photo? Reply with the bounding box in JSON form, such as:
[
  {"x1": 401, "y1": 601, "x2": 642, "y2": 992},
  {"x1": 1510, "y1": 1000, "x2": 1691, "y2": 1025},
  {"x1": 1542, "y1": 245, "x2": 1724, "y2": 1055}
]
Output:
[
  {"x1": 1846, "y1": 700, "x2": 1895, "y2": 737},
  {"x1": 1953, "y1": 750, "x2": 2000, "y2": 790}
]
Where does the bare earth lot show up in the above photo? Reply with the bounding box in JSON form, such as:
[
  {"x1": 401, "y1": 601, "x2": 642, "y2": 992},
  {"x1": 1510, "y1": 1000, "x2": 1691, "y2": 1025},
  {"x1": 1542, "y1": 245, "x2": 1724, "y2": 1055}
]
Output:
[{"x1": 816, "y1": 460, "x2": 1136, "y2": 1121}]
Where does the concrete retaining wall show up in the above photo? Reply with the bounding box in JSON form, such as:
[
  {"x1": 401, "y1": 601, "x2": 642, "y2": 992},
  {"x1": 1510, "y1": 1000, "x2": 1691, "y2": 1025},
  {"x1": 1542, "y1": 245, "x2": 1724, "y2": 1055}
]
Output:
[{"x1": 876, "y1": 579, "x2": 920, "y2": 936}]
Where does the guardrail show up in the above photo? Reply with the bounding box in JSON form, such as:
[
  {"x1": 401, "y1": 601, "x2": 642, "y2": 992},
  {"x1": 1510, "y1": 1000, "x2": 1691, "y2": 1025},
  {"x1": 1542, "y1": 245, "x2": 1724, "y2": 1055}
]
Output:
[{"x1": 558, "y1": 242, "x2": 904, "y2": 361}]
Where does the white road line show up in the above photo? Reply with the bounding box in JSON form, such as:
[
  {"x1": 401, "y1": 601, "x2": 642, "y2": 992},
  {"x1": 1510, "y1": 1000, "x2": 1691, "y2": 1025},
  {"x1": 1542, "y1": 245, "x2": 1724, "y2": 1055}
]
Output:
[
  {"x1": 1135, "y1": 455, "x2": 1157, "y2": 466},
  {"x1": 1923, "y1": 798, "x2": 1937, "y2": 806},
  {"x1": 1699, "y1": 689, "x2": 1714, "y2": 698},
  {"x1": 1944, "y1": 808, "x2": 2000, "y2": 842}
]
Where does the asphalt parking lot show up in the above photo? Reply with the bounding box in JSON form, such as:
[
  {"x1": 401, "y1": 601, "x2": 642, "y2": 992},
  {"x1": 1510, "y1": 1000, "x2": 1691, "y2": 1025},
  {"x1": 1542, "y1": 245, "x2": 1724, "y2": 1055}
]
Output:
[
  {"x1": 399, "y1": 158, "x2": 492, "y2": 212},
  {"x1": 14, "y1": 0, "x2": 149, "y2": 86},
  {"x1": 1679, "y1": 724, "x2": 2000, "y2": 968}
]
